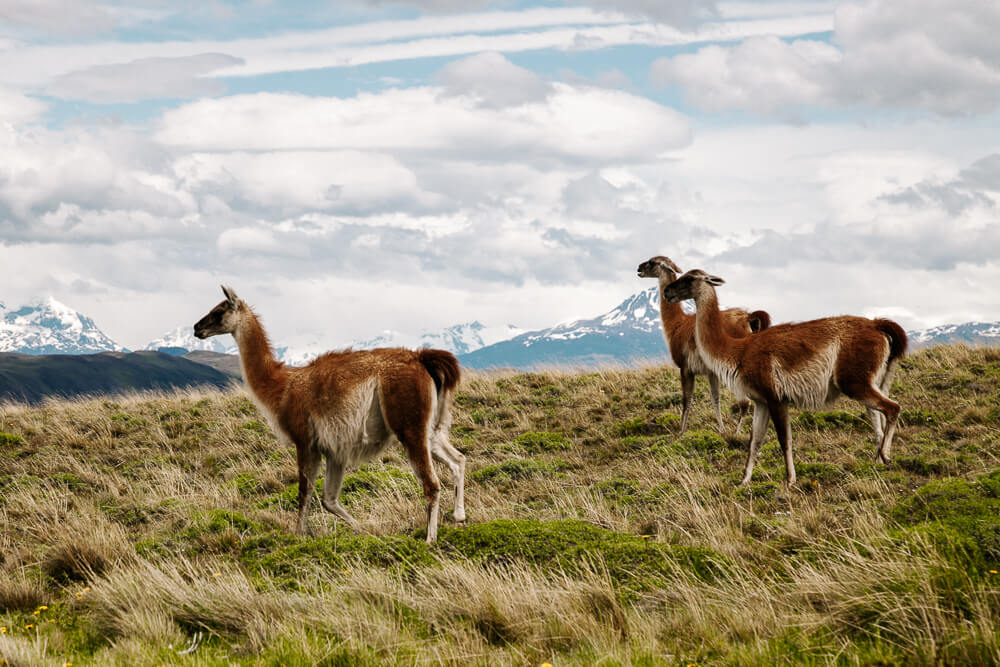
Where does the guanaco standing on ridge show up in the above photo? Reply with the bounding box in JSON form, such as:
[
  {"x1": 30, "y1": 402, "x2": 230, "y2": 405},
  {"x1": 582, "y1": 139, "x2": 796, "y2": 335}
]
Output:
[
  {"x1": 638, "y1": 256, "x2": 770, "y2": 434},
  {"x1": 662, "y1": 270, "x2": 907, "y2": 486},
  {"x1": 194, "y1": 286, "x2": 466, "y2": 542}
]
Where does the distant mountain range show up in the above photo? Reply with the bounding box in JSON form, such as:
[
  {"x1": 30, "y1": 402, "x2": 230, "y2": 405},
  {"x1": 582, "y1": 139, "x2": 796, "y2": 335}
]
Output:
[
  {"x1": 458, "y1": 287, "x2": 670, "y2": 369},
  {"x1": 0, "y1": 297, "x2": 128, "y2": 355},
  {"x1": 143, "y1": 320, "x2": 522, "y2": 365},
  {"x1": 2, "y1": 294, "x2": 999, "y2": 378}
]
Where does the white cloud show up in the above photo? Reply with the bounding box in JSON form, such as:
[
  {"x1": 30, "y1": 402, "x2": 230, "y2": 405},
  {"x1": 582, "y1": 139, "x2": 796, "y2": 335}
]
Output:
[
  {"x1": 351, "y1": 0, "x2": 720, "y2": 26},
  {"x1": 0, "y1": 9, "x2": 832, "y2": 87},
  {"x1": 437, "y1": 51, "x2": 552, "y2": 108},
  {"x1": 154, "y1": 84, "x2": 692, "y2": 166},
  {"x1": 173, "y1": 150, "x2": 449, "y2": 216},
  {"x1": 0, "y1": 86, "x2": 46, "y2": 122},
  {"x1": 0, "y1": 0, "x2": 112, "y2": 36},
  {"x1": 651, "y1": 0, "x2": 1000, "y2": 116},
  {"x1": 575, "y1": 0, "x2": 717, "y2": 25},
  {"x1": 47, "y1": 53, "x2": 244, "y2": 103},
  {"x1": 651, "y1": 36, "x2": 840, "y2": 116}
]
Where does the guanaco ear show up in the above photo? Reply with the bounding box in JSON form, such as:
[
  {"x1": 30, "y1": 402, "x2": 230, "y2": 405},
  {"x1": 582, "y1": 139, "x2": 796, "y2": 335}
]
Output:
[
  {"x1": 662, "y1": 257, "x2": 682, "y2": 274},
  {"x1": 221, "y1": 285, "x2": 240, "y2": 306},
  {"x1": 704, "y1": 275, "x2": 725, "y2": 286}
]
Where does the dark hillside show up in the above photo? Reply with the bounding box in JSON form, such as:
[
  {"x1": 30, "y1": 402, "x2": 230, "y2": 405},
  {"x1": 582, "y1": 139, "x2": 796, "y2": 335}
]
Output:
[{"x1": 0, "y1": 350, "x2": 233, "y2": 404}]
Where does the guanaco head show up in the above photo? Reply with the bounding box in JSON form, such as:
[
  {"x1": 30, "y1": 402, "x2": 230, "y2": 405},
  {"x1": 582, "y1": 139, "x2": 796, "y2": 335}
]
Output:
[
  {"x1": 194, "y1": 285, "x2": 244, "y2": 339},
  {"x1": 663, "y1": 269, "x2": 725, "y2": 304},
  {"x1": 637, "y1": 256, "x2": 683, "y2": 280}
]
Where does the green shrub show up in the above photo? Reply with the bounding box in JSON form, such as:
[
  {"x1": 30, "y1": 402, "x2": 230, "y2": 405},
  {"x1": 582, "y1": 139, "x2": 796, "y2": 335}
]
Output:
[
  {"x1": 0, "y1": 431, "x2": 25, "y2": 446},
  {"x1": 514, "y1": 431, "x2": 571, "y2": 452}
]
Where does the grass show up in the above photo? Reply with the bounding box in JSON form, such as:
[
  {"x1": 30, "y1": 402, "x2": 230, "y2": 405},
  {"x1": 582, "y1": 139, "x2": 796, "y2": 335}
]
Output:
[{"x1": 1, "y1": 345, "x2": 1000, "y2": 665}]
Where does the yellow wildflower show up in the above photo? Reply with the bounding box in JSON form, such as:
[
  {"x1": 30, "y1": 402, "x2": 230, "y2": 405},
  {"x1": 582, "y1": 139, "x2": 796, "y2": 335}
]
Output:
[
  {"x1": 32, "y1": 610, "x2": 40, "y2": 616},
  {"x1": 38, "y1": 605, "x2": 48, "y2": 610},
  {"x1": 1, "y1": 625, "x2": 6, "y2": 633},
  {"x1": 541, "y1": 663, "x2": 554, "y2": 667},
  {"x1": 25, "y1": 624, "x2": 34, "y2": 629},
  {"x1": 990, "y1": 570, "x2": 998, "y2": 574},
  {"x1": 213, "y1": 572, "x2": 222, "y2": 577}
]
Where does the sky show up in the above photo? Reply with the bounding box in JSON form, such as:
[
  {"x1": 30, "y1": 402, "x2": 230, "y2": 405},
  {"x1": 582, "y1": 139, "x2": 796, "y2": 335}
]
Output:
[{"x1": 1, "y1": 0, "x2": 998, "y2": 351}]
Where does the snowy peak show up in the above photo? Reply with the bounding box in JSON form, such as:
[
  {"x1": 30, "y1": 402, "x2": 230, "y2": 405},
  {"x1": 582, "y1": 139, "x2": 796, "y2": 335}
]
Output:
[
  {"x1": 144, "y1": 325, "x2": 237, "y2": 355},
  {"x1": 352, "y1": 321, "x2": 523, "y2": 356},
  {"x1": 142, "y1": 320, "x2": 524, "y2": 367},
  {"x1": 907, "y1": 321, "x2": 1000, "y2": 347},
  {"x1": 520, "y1": 286, "x2": 664, "y2": 347},
  {"x1": 0, "y1": 297, "x2": 127, "y2": 355}
]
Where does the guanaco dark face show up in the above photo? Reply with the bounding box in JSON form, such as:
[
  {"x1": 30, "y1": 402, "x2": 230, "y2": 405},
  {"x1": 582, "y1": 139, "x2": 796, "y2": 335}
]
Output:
[
  {"x1": 194, "y1": 285, "x2": 242, "y2": 339},
  {"x1": 663, "y1": 270, "x2": 725, "y2": 303},
  {"x1": 637, "y1": 255, "x2": 682, "y2": 279}
]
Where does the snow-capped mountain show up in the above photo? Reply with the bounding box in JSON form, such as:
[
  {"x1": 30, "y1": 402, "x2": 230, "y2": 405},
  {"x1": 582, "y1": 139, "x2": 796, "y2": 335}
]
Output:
[
  {"x1": 353, "y1": 322, "x2": 523, "y2": 356},
  {"x1": 458, "y1": 286, "x2": 671, "y2": 370},
  {"x1": 144, "y1": 326, "x2": 237, "y2": 355},
  {"x1": 907, "y1": 322, "x2": 1000, "y2": 348},
  {"x1": 142, "y1": 290, "x2": 1000, "y2": 372},
  {"x1": 0, "y1": 297, "x2": 128, "y2": 355},
  {"x1": 143, "y1": 321, "x2": 522, "y2": 366}
]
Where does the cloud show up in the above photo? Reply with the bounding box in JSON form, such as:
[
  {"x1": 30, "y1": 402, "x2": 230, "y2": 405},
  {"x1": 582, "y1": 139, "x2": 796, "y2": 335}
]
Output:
[
  {"x1": 0, "y1": 86, "x2": 47, "y2": 122},
  {"x1": 47, "y1": 53, "x2": 244, "y2": 103},
  {"x1": 650, "y1": 36, "x2": 840, "y2": 116},
  {"x1": 651, "y1": 0, "x2": 1000, "y2": 116},
  {"x1": 349, "y1": 0, "x2": 718, "y2": 25},
  {"x1": 0, "y1": 0, "x2": 112, "y2": 36},
  {"x1": 0, "y1": 8, "x2": 832, "y2": 87},
  {"x1": 574, "y1": 0, "x2": 717, "y2": 25},
  {"x1": 437, "y1": 51, "x2": 552, "y2": 108},
  {"x1": 718, "y1": 152, "x2": 1000, "y2": 271},
  {"x1": 172, "y1": 150, "x2": 451, "y2": 217},
  {"x1": 154, "y1": 85, "x2": 692, "y2": 166}
]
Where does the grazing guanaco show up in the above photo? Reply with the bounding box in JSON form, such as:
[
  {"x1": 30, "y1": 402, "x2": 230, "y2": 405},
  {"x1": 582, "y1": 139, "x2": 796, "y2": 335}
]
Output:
[
  {"x1": 194, "y1": 286, "x2": 465, "y2": 542},
  {"x1": 638, "y1": 256, "x2": 770, "y2": 433},
  {"x1": 663, "y1": 270, "x2": 906, "y2": 486}
]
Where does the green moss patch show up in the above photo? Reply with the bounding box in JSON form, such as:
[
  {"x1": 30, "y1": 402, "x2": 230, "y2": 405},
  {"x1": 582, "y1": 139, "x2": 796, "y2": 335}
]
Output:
[
  {"x1": 438, "y1": 519, "x2": 727, "y2": 588},
  {"x1": 796, "y1": 411, "x2": 867, "y2": 430},
  {"x1": 0, "y1": 431, "x2": 26, "y2": 446},
  {"x1": 891, "y1": 470, "x2": 1000, "y2": 570},
  {"x1": 514, "y1": 431, "x2": 571, "y2": 452},
  {"x1": 470, "y1": 459, "x2": 568, "y2": 485}
]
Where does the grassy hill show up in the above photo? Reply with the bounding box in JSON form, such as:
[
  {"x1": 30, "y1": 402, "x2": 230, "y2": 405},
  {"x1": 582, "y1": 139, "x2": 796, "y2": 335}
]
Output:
[{"x1": 1, "y1": 345, "x2": 999, "y2": 665}]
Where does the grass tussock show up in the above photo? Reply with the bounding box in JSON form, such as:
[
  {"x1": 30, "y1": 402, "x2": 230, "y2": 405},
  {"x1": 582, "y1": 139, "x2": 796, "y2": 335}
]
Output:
[{"x1": 1, "y1": 345, "x2": 1000, "y2": 665}]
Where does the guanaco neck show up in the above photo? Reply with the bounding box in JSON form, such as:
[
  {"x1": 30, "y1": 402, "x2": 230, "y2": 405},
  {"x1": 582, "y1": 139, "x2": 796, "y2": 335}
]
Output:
[
  {"x1": 233, "y1": 308, "x2": 287, "y2": 412},
  {"x1": 657, "y1": 272, "x2": 688, "y2": 329},
  {"x1": 691, "y1": 286, "x2": 741, "y2": 364}
]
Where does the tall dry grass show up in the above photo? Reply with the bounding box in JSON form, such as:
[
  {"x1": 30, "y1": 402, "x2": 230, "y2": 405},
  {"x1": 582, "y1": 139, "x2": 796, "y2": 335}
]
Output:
[{"x1": 0, "y1": 346, "x2": 998, "y2": 665}]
